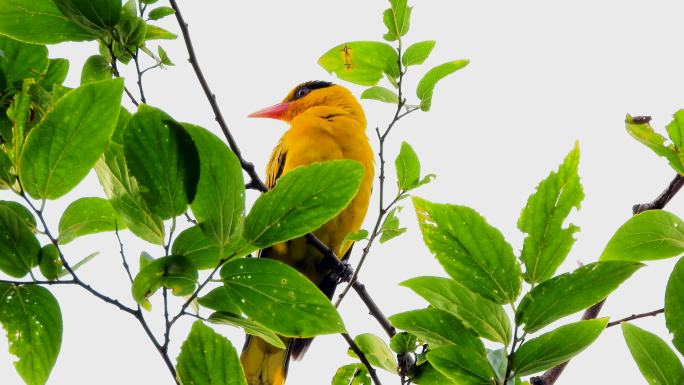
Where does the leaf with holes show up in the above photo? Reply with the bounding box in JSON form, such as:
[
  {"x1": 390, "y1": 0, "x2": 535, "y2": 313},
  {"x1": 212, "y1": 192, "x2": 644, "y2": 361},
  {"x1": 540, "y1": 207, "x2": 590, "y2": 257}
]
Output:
[{"x1": 319, "y1": 41, "x2": 400, "y2": 86}]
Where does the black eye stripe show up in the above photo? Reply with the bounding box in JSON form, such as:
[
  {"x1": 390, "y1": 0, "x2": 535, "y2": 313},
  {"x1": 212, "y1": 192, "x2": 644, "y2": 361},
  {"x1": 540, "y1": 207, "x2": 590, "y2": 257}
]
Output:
[{"x1": 292, "y1": 80, "x2": 333, "y2": 100}]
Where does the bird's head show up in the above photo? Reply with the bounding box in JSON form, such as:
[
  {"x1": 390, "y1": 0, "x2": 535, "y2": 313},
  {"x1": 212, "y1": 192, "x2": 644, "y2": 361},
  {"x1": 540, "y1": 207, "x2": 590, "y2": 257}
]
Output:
[{"x1": 248, "y1": 81, "x2": 364, "y2": 123}]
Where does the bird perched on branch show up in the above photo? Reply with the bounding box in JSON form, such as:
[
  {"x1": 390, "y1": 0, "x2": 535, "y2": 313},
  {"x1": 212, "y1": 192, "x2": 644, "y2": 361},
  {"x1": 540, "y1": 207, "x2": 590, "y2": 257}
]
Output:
[{"x1": 240, "y1": 81, "x2": 374, "y2": 385}]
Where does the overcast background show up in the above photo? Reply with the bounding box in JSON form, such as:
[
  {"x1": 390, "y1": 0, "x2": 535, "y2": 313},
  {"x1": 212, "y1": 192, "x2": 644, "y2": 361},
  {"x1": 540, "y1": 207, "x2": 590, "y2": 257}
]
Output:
[{"x1": 3, "y1": 1, "x2": 684, "y2": 384}]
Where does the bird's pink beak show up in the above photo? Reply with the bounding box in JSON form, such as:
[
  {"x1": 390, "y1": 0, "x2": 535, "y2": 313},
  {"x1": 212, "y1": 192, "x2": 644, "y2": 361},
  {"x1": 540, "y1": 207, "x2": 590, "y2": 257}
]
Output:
[{"x1": 248, "y1": 102, "x2": 290, "y2": 120}]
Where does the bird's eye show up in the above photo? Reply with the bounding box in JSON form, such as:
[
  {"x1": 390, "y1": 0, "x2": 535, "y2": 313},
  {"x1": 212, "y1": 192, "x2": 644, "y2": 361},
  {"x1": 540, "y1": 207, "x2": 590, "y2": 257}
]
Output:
[{"x1": 295, "y1": 88, "x2": 310, "y2": 99}]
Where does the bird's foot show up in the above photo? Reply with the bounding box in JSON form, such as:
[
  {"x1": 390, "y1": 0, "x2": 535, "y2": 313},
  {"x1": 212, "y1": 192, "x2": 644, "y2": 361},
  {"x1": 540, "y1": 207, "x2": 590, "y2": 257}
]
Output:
[{"x1": 329, "y1": 261, "x2": 354, "y2": 284}]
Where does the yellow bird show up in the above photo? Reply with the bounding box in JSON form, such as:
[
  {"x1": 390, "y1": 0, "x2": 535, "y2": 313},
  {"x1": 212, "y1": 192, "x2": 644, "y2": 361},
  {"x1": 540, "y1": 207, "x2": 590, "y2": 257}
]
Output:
[{"x1": 240, "y1": 81, "x2": 374, "y2": 385}]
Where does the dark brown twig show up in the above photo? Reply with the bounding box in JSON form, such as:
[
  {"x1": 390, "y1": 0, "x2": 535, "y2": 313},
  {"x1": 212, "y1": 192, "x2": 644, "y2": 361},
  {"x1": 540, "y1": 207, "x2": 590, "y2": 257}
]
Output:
[
  {"x1": 535, "y1": 172, "x2": 684, "y2": 385},
  {"x1": 606, "y1": 308, "x2": 664, "y2": 328}
]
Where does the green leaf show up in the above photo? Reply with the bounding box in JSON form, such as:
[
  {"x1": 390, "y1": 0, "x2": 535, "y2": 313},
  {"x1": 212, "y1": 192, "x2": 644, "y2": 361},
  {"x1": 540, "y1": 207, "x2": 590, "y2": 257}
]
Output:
[
  {"x1": 413, "y1": 197, "x2": 522, "y2": 304},
  {"x1": 0, "y1": 35, "x2": 48, "y2": 86},
  {"x1": 622, "y1": 323, "x2": 684, "y2": 385},
  {"x1": 184, "y1": 123, "x2": 244, "y2": 247},
  {"x1": 351, "y1": 333, "x2": 397, "y2": 373},
  {"x1": 177, "y1": 321, "x2": 247, "y2": 385},
  {"x1": 345, "y1": 229, "x2": 369, "y2": 242},
  {"x1": 145, "y1": 24, "x2": 177, "y2": 40},
  {"x1": 427, "y1": 345, "x2": 494, "y2": 385},
  {"x1": 379, "y1": 206, "x2": 407, "y2": 243},
  {"x1": 59, "y1": 251, "x2": 98, "y2": 277},
  {"x1": 38, "y1": 244, "x2": 61, "y2": 280},
  {"x1": 518, "y1": 142, "x2": 584, "y2": 282},
  {"x1": 361, "y1": 86, "x2": 399, "y2": 103},
  {"x1": 208, "y1": 311, "x2": 285, "y2": 349},
  {"x1": 396, "y1": 141, "x2": 421, "y2": 191},
  {"x1": 198, "y1": 286, "x2": 241, "y2": 314},
  {"x1": 131, "y1": 255, "x2": 198, "y2": 311},
  {"x1": 94, "y1": 108, "x2": 165, "y2": 245},
  {"x1": 401, "y1": 276, "x2": 511, "y2": 345},
  {"x1": 626, "y1": 114, "x2": 684, "y2": 174},
  {"x1": 665, "y1": 257, "x2": 684, "y2": 355},
  {"x1": 139, "y1": 251, "x2": 153, "y2": 271},
  {"x1": 148, "y1": 6, "x2": 175, "y2": 20},
  {"x1": 412, "y1": 363, "x2": 457, "y2": 385},
  {"x1": 517, "y1": 261, "x2": 642, "y2": 333},
  {"x1": 80, "y1": 55, "x2": 112, "y2": 84},
  {"x1": 487, "y1": 348, "x2": 507, "y2": 384},
  {"x1": 57, "y1": 197, "x2": 123, "y2": 244},
  {"x1": 389, "y1": 308, "x2": 482, "y2": 351},
  {"x1": 53, "y1": 0, "x2": 121, "y2": 32},
  {"x1": 600, "y1": 210, "x2": 684, "y2": 261},
  {"x1": 0, "y1": 201, "x2": 36, "y2": 229},
  {"x1": 0, "y1": 150, "x2": 14, "y2": 188},
  {"x1": 402, "y1": 41, "x2": 436, "y2": 67},
  {"x1": 389, "y1": 332, "x2": 418, "y2": 354},
  {"x1": 172, "y1": 225, "x2": 222, "y2": 270},
  {"x1": 0, "y1": 284, "x2": 62, "y2": 385},
  {"x1": 511, "y1": 318, "x2": 608, "y2": 376},
  {"x1": 0, "y1": 202, "x2": 40, "y2": 277},
  {"x1": 0, "y1": 0, "x2": 93, "y2": 44},
  {"x1": 123, "y1": 105, "x2": 199, "y2": 219},
  {"x1": 318, "y1": 41, "x2": 400, "y2": 86},
  {"x1": 382, "y1": 0, "x2": 412, "y2": 41},
  {"x1": 333, "y1": 364, "x2": 371, "y2": 385},
  {"x1": 40, "y1": 58, "x2": 69, "y2": 91},
  {"x1": 19, "y1": 79, "x2": 124, "y2": 199},
  {"x1": 158, "y1": 46, "x2": 174, "y2": 66},
  {"x1": 220, "y1": 258, "x2": 345, "y2": 337},
  {"x1": 244, "y1": 160, "x2": 364, "y2": 248},
  {"x1": 416, "y1": 60, "x2": 469, "y2": 111}
]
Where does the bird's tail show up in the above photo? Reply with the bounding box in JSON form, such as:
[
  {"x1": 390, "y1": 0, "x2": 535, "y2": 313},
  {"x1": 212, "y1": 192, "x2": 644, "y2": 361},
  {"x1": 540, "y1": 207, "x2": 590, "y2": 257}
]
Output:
[{"x1": 241, "y1": 336, "x2": 291, "y2": 385}]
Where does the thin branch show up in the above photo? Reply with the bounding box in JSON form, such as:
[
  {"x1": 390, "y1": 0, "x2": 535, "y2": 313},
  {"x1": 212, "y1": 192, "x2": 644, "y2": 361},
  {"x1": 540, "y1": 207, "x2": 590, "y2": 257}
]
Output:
[
  {"x1": 115, "y1": 222, "x2": 134, "y2": 283},
  {"x1": 352, "y1": 282, "x2": 396, "y2": 337},
  {"x1": 162, "y1": 288, "x2": 171, "y2": 351},
  {"x1": 535, "y1": 172, "x2": 684, "y2": 385},
  {"x1": 106, "y1": 43, "x2": 139, "y2": 107},
  {"x1": 342, "y1": 332, "x2": 383, "y2": 385},
  {"x1": 168, "y1": 0, "x2": 396, "y2": 339},
  {"x1": 169, "y1": 257, "x2": 228, "y2": 328},
  {"x1": 130, "y1": 48, "x2": 147, "y2": 104},
  {"x1": 164, "y1": 216, "x2": 177, "y2": 257},
  {"x1": 607, "y1": 308, "x2": 664, "y2": 328},
  {"x1": 0, "y1": 279, "x2": 76, "y2": 285}
]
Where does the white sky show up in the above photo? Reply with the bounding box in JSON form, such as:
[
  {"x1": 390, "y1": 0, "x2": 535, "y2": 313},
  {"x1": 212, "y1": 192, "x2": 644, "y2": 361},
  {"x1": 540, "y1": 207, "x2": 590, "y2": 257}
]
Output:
[{"x1": 3, "y1": 1, "x2": 684, "y2": 384}]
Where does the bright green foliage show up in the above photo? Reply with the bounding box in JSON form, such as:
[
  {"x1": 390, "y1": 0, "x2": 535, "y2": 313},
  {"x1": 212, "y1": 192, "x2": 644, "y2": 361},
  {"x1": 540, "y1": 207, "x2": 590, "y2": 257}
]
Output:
[
  {"x1": 389, "y1": 308, "x2": 482, "y2": 351},
  {"x1": 0, "y1": 151, "x2": 14, "y2": 188},
  {"x1": 666, "y1": 257, "x2": 684, "y2": 355},
  {"x1": 600, "y1": 210, "x2": 684, "y2": 261},
  {"x1": 57, "y1": 197, "x2": 123, "y2": 244},
  {"x1": 0, "y1": 284, "x2": 62, "y2": 385},
  {"x1": 517, "y1": 261, "x2": 641, "y2": 332},
  {"x1": 416, "y1": 60, "x2": 469, "y2": 111},
  {"x1": 145, "y1": 25, "x2": 177, "y2": 40},
  {"x1": 184, "y1": 123, "x2": 245, "y2": 248},
  {"x1": 41, "y1": 58, "x2": 69, "y2": 91},
  {"x1": 411, "y1": 363, "x2": 457, "y2": 385},
  {"x1": 123, "y1": 106, "x2": 199, "y2": 219},
  {"x1": 318, "y1": 41, "x2": 400, "y2": 86},
  {"x1": 0, "y1": 0, "x2": 93, "y2": 44},
  {"x1": 158, "y1": 46, "x2": 174, "y2": 66},
  {"x1": 244, "y1": 160, "x2": 364, "y2": 248},
  {"x1": 622, "y1": 323, "x2": 684, "y2": 385},
  {"x1": 401, "y1": 276, "x2": 510, "y2": 344},
  {"x1": 390, "y1": 332, "x2": 419, "y2": 354},
  {"x1": 379, "y1": 207, "x2": 406, "y2": 243},
  {"x1": 518, "y1": 142, "x2": 584, "y2": 282},
  {"x1": 413, "y1": 197, "x2": 522, "y2": 304},
  {"x1": 0, "y1": 36, "x2": 48, "y2": 86},
  {"x1": 38, "y1": 244, "x2": 61, "y2": 280},
  {"x1": 0, "y1": 202, "x2": 40, "y2": 277},
  {"x1": 148, "y1": 6, "x2": 175, "y2": 20},
  {"x1": 220, "y1": 258, "x2": 345, "y2": 337},
  {"x1": 80, "y1": 55, "x2": 112, "y2": 84},
  {"x1": 95, "y1": 107, "x2": 165, "y2": 245},
  {"x1": 486, "y1": 348, "x2": 507, "y2": 384},
  {"x1": 395, "y1": 141, "x2": 434, "y2": 192},
  {"x1": 53, "y1": 0, "x2": 121, "y2": 33},
  {"x1": 345, "y1": 229, "x2": 369, "y2": 242},
  {"x1": 176, "y1": 321, "x2": 247, "y2": 385},
  {"x1": 199, "y1": 286, "x2": 241, "y2": 314},
  {"x1": 403, "y1": 41, "x2": 435, "y2": 67},
  {"x1": 511, "y1": 318, "x2": 608, "y2": 376},
  {"x1": 172, "y1": 226, "x2": 223, "y2": 270},
  {"x1": 19, "y1": 79, "x2": 124, "y2": 199},
  {"x1": 626, "y1": 113, "x2": 684, "y2": 175},
  {"x1": 427, "y1": 344, "x2": 493, "y2": 385},
  {"x1": 350, "y1": 333, "x2": 397, "y2": 373},
  {"x1": 333, "y1": 364, "x2": 371, "y2": 385},
  {"x1": 208, "y1": 311, "x2": 284, "y2": 349},
  {"x1": 131, "y1": 255, "x2": 198, "y2": 311},
  {"x1": 382, "y1": 0, "x2": 412, "y2": 41},
  {"x1": 361, "y1": 86, "x2": 398, "y2": 103}
]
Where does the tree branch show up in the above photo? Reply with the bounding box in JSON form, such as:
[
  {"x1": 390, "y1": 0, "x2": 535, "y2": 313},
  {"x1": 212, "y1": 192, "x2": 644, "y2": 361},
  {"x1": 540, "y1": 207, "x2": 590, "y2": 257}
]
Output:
[
  {"x1": 534, "y1": 170, "x2": 684, "y2": 385},
  {"x1": 606, "y1": 308, "x2": 664, "y2": 328},
  {"x1": 342, "y1": 332, "x2": 383, "y2": 385}
]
